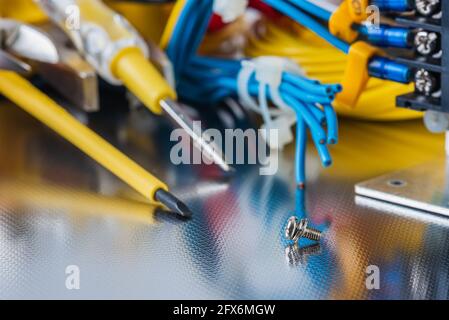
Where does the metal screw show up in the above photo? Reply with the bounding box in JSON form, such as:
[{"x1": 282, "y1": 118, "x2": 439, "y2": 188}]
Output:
[
  {"x1": 414, "y1": 30, "x2": 440, "y2": 56},
  {"x1": 285, "y1": 243, "x2": 322, "y2": 266},
  {"x1": 415, "y1": 0, "x2": 441, "y2": 17},
  {"x1": 285, "y1": 217, "x2": 322, "y2": 243},
  {"x1": 415, "y1": 68, "x2": 438, "y2": 96}
]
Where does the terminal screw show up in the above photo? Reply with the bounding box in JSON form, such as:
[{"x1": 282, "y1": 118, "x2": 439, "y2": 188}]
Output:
[
  {"x1": 415, "y1": 68, "x2": 439, "y2": 96},
  {"x1": 415, "y1": 0, "x2": 441, "y2": 17},
  {"x1": 285, "y1": 217, "x2": 322, "y2": 243},
  {"x1": 414, "y1": 30, "x2": 440, "y2": 56}
]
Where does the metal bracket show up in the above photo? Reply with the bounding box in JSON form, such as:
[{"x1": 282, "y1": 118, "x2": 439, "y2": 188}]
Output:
[{"x1": 355, "y1": 158, "x2": 449, "y2": 217}]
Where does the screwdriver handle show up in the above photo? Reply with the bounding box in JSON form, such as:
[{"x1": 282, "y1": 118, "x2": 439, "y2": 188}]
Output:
[
  {"x1": 37, "y1": 0, "x2": 177, "y2": 114},
  {"x1": 111, "y1": 47, "x2": 176, "y2": 114},
  {"x1": 0, "y1": 71, "x2": 168, "y2": 201},
  {"x1": 36, "y1": 0, "x2": 148, "y2": 84}
]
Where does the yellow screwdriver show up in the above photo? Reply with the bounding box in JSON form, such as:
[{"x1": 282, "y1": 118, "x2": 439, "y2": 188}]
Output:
[
  {"x1": 36, "y1": 0, "x2": 232, "y2": 173},
  {"x1": 0, "y1": 69, "x2": 192, "y2": 218}
]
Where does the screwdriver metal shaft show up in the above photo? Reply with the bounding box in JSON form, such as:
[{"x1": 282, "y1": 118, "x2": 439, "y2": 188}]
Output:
[{"x1": 160, "y1": 99, "x2": 232, "y2": 173}]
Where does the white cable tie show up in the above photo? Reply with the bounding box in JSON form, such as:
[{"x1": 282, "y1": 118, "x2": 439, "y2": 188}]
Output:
[
  {"x1": 242, "y1": 57, "x2": 303, "y2": 149},
  {"x1": 213, "y1": 0, "x2": 248, "y2": 23}
]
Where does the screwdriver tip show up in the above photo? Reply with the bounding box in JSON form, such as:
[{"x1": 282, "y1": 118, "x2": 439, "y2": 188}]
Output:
[
  {"x1": 154, "y1": 189, "x2": 193, "y2": 219},
  {"x1": 223, "y1": 165, "x2": 236, "y2": 177}
]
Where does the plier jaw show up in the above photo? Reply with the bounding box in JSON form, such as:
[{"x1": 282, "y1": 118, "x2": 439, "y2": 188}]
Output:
[
  {"x1": 0, "y1": 18, "x2": 60, "y2": 65},
  {"x1": 0, "y1": 18, "x2": 99, "y2": 112},
  {"x1": 0, "y1": 50, "x2": 31, "y2": 74}
]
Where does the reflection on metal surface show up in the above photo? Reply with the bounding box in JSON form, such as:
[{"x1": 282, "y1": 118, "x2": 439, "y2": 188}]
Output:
[
  {"x1": 356, "y1": 195, "x2": 449, "y2": 227},
  {"x1": 356, "y1": 195, "x2": 449, "y2": 299},
  {"x1": 1, "y1": 100, "x2": 449, "y2": 299},
  {"x1": 0, "y1": 180, "x2": 159, "y2": 225},
  {"x1": 285, "y1": 243, "x2": 322, "y2": 267},
  {"x1": 356, "y1": 159, "x2": 449, "y2": 217}
]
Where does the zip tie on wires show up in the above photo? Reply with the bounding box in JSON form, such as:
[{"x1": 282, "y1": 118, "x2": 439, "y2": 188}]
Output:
[
  {"x1": 237, "y1": 56, "x2": 303, "y2": 150},
  {"x1": 213, "y1": 0, "x2": 249, "y2": 23}
]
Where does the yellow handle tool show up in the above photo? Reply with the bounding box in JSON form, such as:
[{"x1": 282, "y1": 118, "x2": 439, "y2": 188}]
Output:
[
  {"x1": 36, "y1": 0, "x2": 231, "y2": 173},
  {"x1": 0, "y1": 70, "x2": 192, "y2": 217},
  {"x1": 37, "y1": 0, "x2": 174, "y2": 114}
]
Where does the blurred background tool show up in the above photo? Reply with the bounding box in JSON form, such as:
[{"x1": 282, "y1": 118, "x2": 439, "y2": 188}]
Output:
[
  {"x1": 0, "y1": 19, "x2": 192, "y2": 218},
  {"x1": 36, "y1": 0, "x2": 232, "y2": 174},
  {"x1": 34, "y1": 24, "x2": 101, "y2": 112}
]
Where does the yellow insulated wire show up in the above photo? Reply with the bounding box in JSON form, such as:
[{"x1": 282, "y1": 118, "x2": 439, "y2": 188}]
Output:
[
  {"x1": 245, "y1": 22, "x2": 422, "y2": 121},
  {"x1": 0, "y1": 71, "x2": 168, "y2": 203},
  {"x1": 159, "y1": 0, "x2": 187, "y2": 49}
]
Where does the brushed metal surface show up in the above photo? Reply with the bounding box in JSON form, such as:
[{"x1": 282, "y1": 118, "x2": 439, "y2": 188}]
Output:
[{"x1": 0, "y1": 100, "x2": 449, "y2": 300}]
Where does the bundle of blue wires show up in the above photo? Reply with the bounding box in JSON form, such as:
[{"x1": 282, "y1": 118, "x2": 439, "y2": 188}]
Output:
[
  {"x1": 165, "y1": 0, "x2": 341, "y2": 194},
  {"x1": 165, "y1": 0, "x2": 214, "y2": 79}
]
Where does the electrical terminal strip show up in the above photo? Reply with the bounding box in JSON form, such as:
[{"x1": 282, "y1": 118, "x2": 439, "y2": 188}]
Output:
[{"x1": 379, "y1": 0, "x2": 449, "y2": 124}]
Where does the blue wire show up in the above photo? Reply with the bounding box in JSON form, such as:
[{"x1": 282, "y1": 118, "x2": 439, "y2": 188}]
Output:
[
  {"x1": 183, "y1": 1, "x2": 211, "y2": 64},
  {"x1": 262, "y1": 0, "x2": 350, "y2": 53},
  {"x1": 281, "y1": 82, "x2": 335, "y2": 104},
  {"x1": 167, "y1": 5, "x2": 339, "y2": 190},
  {"x1": 282, "y1": 94, "x2": 326, "y2": 144},
  {"x1": 323, "y1": 104, "x2": 338, "y2": 144},
  {"x1": 284, "y1": 95, "x2": 333, "y2": 168},
  {"x1": 166, "y1": 0, "x2": 196, "y2": 68},
  {"x1": 177, "y1": 1, "x2": 206, "y2": 66},
  {"x1": 283, "y1": 73, "x2": 333, "y2": 97},
  {"x1": 309, "y1": 105, "x2": 326, "y2": 124},
  {"x1": 296, "y1": 117, "x2": 307, "y2": 187},
  {"x1": 289, "y1": 0, "x2": 332, "y2": 21},
  {"x1": 167, "y1": 0, "x2": 212, "y2": 77}
]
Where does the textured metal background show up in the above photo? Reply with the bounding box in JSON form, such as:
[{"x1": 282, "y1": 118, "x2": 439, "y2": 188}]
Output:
[{"x1": 0, "y1": 98, "x2": 449, "y2": 300}]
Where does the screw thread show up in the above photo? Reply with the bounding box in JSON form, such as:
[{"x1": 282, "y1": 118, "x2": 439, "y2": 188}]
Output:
[
  {"x1": 303, "y1": 227, "x2": 321, "y2": 242},
  {"x1": 299, "y1": 243, "x2": 322, "y2": 255}
]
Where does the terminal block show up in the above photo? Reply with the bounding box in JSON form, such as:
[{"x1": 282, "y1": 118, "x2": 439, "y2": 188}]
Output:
[{"x1": 386, "y1": 1, "x2": 449, "y2": 114}]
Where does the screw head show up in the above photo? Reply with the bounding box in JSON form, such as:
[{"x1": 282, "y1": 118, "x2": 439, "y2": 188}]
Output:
[
  {"x1": 414, "y1": 31, "x2": 440, "y2": 56},
  {"x1": 415, "y1": 69, "x2": 438, "y2": 96},
  {"x1": 285, "y1": 216, "x2": 307, "y2": 242},
  {"x1": 415, "y1": 0, "x2": 441, "y2": 17}
]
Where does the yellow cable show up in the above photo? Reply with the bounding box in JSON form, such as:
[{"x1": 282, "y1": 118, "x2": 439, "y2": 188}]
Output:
[
  {"x1": 159, "y1": 0, "x2": 187, "y2": 49},
  {"x1": 0, "y1": 71, "x2": 168, "y2": 203}
]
